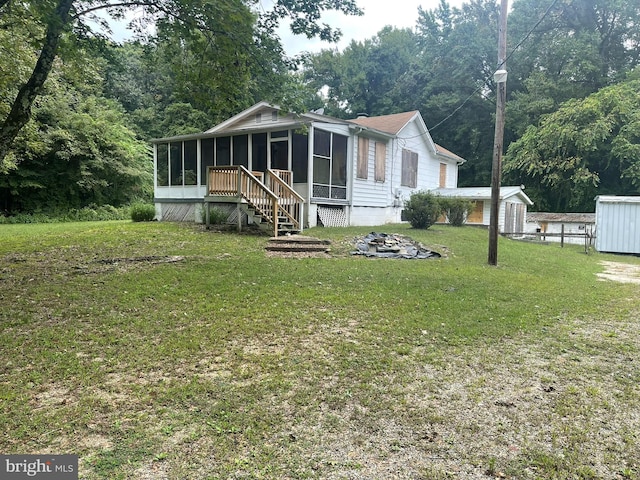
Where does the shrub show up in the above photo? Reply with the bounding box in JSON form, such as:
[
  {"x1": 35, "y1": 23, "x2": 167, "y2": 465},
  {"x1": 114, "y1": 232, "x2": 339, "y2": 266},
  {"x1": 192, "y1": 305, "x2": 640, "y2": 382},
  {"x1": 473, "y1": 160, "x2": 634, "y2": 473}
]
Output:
[
  {"x1": 440, "y1": 198, "x2": 473, "y2": 226},
  {"x1": 201, "y1": 206, "x2": 229, "y2": 225},
  {"x1": 403, "y1": 191, "x2": 443, "y2": 229},
  {"x1": 0, "y1": 205, "x2": 130, "y2": 224},
  {"x1": 130, "y1": 203, "x2": 156, "y2": 222}
]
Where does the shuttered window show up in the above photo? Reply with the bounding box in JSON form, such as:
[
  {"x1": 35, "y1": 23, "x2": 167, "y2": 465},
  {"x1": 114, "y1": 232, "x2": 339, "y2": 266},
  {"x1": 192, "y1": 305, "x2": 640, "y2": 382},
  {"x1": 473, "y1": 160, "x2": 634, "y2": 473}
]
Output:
[
  {"x1": 439, "y1": 163, "x2": 447, "y2": 188},
  {"x1": 401, "y1": 149, "x2": 418, "y2": 188},
  {"x1": 375, "y1": 142, "x2": 386, "y2": 182},
  {"x1": 357, "y1": 136, "x2": 369, "y2": 179}
]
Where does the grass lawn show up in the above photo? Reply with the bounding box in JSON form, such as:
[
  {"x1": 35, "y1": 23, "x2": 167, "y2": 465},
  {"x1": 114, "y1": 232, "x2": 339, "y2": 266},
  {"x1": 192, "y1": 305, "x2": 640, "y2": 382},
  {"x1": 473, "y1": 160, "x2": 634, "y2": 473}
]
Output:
[{"x1": 1, "y1": 221, "x2": 639, "y2": 479}]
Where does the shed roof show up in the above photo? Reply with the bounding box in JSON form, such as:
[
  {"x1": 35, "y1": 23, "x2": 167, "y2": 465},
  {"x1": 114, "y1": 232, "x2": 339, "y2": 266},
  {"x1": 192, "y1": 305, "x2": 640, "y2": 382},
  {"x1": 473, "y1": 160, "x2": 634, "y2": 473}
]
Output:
[
  {"x1": 596, "y1": 195, "x2": 640, "y2": 204},
  {"x1": 432, "y1": 186, "x2": 534, "y2": 205},
  {"x1": 527, "y1": 212, "x2": 595, "y2": 224}
]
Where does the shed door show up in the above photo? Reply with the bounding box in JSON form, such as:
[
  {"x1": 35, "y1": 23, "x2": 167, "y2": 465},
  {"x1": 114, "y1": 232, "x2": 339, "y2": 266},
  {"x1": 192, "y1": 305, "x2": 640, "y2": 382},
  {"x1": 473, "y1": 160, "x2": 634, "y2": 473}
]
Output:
[{"x1": 504, "y1": 203, "x2": 525, "y2": 233}]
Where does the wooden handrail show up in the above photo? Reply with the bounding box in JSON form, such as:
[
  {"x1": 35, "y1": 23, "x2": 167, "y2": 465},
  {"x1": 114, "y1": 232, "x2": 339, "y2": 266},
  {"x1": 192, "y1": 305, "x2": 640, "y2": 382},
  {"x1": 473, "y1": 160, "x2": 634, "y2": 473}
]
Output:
[
  {"x1": 266, "y1": 169, "x2": 304, "y2": 231},
  {"x1": 271, "y1": 169, "x2": 292, "y2": 186},
  {"x1": 206, "y1": 166, "x2": 304, "y2": 236}
]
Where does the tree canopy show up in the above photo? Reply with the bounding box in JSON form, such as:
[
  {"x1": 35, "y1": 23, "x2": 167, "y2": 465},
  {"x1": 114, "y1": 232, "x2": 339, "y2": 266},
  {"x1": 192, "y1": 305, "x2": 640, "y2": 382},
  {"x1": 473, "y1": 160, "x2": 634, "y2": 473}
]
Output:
[
  {"x1": 0, "y1": 0, "x2": 361, "y2": 213},
  {"x1": 1, "y1": 0, "x2": 640, "y2": 216},
  {"x1": 503, "y1": 73, "x2": 640, "y2": 212}
]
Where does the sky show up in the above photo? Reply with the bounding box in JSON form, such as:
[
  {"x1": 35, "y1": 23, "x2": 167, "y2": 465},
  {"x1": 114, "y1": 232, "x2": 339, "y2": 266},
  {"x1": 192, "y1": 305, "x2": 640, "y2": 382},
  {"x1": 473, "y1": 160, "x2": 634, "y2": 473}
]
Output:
[
  {"x1": 105, "y1": 1, "x2": 471, "y2": 55},
  {"x1": 274, "y1": 0, "x2": 468, "y2": 56}
]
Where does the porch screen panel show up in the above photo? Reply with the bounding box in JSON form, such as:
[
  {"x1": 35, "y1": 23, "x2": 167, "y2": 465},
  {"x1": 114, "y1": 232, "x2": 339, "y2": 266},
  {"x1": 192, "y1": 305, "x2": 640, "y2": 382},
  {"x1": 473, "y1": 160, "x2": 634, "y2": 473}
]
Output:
[
  {"x1": 375, "y1": 142, "x2": 386, "y2": 182},
  {"x1": 314, "y1": 129, "x2": 331, "y2": 157},
  {"x1": 200, "y1": 138, "x2": 214, "y2": 185},
  {"x1": 252, "y1": 133, "x2": 267, "y2": 172},
  {"x1": 292, "y1": 131, "x2": 308, "y2": 183},
  {"x1": 401, "y1": 148, "x2": 418, "y2": 188},
  {"x1": 216, "y1": 137, "x2": 231, "y2": 166},
  {"x1": 271, "y1": 138, "x2": 289, "y2": 170},
  {"x1": 332, "y1": 134, "x2": 347, "y2": 186},
  {"x1": 183, "y1": 140, "x2": 197, "y2": 185},
  {"x1": 156, "y1": 143, "x2": 168, "y2": 186},
  {"x1": 357, "y1": 137, "x2": 369, "y2": 179},
  {"x1": 170, "y1": 142, "x2": 182, "y2": 186},
  {"x1": 233, "y1": 135, "x2": 249, "y2": 168}
]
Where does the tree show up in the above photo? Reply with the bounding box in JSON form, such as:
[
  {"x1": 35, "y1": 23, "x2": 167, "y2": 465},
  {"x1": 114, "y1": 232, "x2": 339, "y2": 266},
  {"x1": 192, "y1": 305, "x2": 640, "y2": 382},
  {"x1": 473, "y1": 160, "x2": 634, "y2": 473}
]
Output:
[
  {"x1": 304, "y1": 27, "x2": 419, "y2": 117},
  {"x1": 503, "y1": 75, "x2": 640, "y2": 212},
  {"x1": 506, "y1": 0, "x2": 640, "y2": 137},
  {"x1": 0, "y1": 0, "x2": 362, "y2": 163}
]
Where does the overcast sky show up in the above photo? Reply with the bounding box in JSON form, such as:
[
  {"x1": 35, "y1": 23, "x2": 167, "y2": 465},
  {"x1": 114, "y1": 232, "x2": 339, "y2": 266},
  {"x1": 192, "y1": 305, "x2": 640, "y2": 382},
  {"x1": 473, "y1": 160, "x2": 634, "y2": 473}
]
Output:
[
  {"x1": 106, "y1": 1, "x2": 471, "y2": 55},
  {"x1": 273, "y1": 0, "x2": 468, "y2": 56}
]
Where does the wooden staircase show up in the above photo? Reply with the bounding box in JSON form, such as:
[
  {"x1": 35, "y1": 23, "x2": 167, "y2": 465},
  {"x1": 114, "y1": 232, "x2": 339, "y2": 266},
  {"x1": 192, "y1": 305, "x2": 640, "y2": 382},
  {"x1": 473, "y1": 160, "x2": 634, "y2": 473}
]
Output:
[{"x1": 204, "y1": 166, "x2": 304, "y2": 237}]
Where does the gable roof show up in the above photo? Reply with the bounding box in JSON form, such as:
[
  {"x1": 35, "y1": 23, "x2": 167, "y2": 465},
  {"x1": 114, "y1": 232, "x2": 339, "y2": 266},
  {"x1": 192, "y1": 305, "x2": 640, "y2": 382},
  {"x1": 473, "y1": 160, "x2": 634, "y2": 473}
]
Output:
[
  {"x1": 349, "y1": 111, "x2": 465, "y2": 164},
  {"x1": 433, "y1": 186, "x2": 534, "y2": 205},
  {"x1": 349, "y1": 111, "x2": 419, "y2": 135}
]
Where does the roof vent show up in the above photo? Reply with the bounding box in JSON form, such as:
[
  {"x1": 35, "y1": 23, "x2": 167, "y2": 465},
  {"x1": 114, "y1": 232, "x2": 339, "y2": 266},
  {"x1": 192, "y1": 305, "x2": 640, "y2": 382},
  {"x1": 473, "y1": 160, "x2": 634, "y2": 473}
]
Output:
[{"x1": 357, "y1": 113, "x2": 368, "y2": 118}]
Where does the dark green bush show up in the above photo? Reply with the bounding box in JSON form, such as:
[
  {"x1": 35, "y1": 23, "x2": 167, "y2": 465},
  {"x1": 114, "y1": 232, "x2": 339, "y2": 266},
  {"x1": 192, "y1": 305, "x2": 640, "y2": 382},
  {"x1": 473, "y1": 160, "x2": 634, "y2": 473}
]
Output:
[
  {"x1": 201, "y1": 206, "x2": 229, "y2": 225},
  {"x1": 440, "y1": 197, "x2": 473, "y2": 226},
  {"x1": 130, "y1": 203, "x2": 156, "y2": 222},
  {"x1": 403, "y1": 191, "x2": 443, "y2": 229},
  {"x1": 0, "y1": 205, "x2": 130, "y2": 224}
]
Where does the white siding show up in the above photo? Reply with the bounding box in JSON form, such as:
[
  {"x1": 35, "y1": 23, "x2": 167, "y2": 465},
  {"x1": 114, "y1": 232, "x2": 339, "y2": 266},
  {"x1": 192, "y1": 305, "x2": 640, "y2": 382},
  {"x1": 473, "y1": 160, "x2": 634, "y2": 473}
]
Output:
[
  {"x1": 351, "y1": 136, "x2": 392, "y2": 208},
  {"x1": 595, "y1": 196, "x2": 640, "y2": 254},
  {"x1": 391, "y1": 120, "x2": 441, "y2": 203}
]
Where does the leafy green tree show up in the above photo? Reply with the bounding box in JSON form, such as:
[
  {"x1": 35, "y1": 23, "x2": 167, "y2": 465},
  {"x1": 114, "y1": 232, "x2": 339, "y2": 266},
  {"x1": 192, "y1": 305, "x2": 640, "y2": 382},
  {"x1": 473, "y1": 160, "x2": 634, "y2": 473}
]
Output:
[
  {"x1": 0, "y1": 0, "x2": 362, "y2": 163},
  {"x1": 507, "y1": 0, "x2": 640, "y2": 136},
  {"x1": 0, "y1": 77, "x2": 152, "y2": 213},
  {"x1": 503, "y1": 75, "x2": 640, "y2": 212},
  {"x1": 304, "y1": 27, "x2": 419, "y2": 117}
]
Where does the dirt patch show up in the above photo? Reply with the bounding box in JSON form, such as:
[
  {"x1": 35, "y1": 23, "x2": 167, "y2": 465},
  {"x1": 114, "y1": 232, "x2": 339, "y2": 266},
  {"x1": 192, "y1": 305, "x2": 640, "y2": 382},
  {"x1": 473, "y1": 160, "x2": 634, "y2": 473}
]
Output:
[{"x1": 597, "y1": 261, "x2": 640, "y2": 284}]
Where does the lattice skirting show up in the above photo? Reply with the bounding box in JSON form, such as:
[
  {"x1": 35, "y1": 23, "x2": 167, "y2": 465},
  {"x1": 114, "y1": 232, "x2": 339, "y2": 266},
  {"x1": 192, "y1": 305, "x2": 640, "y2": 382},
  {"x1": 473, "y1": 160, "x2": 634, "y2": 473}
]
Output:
[
  {"x1": 159, "y1": 203, "x2": 196, "y2": 222},
  {"x1": 317, "y1": 205, "x2": 348, "y2": 227}
]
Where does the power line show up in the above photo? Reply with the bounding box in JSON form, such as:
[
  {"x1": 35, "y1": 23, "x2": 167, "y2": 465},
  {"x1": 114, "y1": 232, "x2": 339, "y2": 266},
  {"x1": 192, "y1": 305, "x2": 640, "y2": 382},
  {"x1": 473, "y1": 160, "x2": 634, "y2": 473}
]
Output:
[{"x1": 423, "y1": 0, "x2": 560, "y2": 134}]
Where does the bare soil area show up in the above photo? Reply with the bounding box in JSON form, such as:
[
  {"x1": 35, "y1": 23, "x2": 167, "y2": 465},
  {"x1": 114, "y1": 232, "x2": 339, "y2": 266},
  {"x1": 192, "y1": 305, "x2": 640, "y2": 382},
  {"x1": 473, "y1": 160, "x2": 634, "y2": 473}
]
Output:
[{"x1": 597, "y1": 261, "x2": 640, "y2": 284}]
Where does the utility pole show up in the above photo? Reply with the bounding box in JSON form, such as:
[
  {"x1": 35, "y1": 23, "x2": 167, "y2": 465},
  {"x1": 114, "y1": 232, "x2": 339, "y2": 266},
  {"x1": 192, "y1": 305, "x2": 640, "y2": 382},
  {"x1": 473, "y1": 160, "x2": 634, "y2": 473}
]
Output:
[{"x1": 488, "y1": 0, "x2": 509, "y2": 266}]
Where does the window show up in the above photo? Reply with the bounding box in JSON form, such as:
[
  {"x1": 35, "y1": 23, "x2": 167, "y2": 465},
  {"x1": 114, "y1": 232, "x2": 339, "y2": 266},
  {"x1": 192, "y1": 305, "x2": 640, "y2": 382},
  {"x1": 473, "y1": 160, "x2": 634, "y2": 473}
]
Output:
[
  {"x1": 156, "y1": 143, "x2": 168, "y2": 186},
  {"x1": 312, "y1": 129, "x2": 348, "y2": 199},
  {"x1": 467, "y1": 201, "x2": 484, "y2": 223},
  {"x1": 401, "y1": 149, "x2": 418, "y2": 188},
  {"x1": 375, "y1": 142, "x2": 386, "y2": 182},
  {"x1": 439, "y1": 163, "x2": 447, "y2": 188},
  {"x1": 357, "y1": 137, "x2": 369, "y2": 179}
]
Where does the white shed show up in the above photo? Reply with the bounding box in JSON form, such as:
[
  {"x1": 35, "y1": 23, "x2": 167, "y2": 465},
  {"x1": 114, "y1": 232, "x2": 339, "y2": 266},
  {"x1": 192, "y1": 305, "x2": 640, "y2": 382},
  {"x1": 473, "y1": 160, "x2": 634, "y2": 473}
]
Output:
[{"x1": 595, "y1": 196, "x2": 640, "y2": 254}]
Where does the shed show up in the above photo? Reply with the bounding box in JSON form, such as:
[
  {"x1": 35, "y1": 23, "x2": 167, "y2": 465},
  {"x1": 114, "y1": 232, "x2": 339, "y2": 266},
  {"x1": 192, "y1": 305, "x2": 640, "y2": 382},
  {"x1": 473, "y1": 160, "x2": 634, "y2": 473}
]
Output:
[
  {"x1": 432, "y1": 186, "x2": 533, "y2": 233},
  {"x1": 595, "y1": 196, "x2": 640, "y2": 254},
  {"x1": 525, "y1": 212, "x2": 595, "y2": 245}
]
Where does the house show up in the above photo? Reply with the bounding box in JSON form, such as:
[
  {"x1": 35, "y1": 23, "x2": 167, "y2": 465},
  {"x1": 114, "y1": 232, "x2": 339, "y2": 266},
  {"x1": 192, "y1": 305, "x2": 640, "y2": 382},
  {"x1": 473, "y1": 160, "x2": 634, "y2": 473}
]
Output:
[
  {"x1": 525, "y1": 212, "x2": 595, "y2": 245},
  {"x1": 151, "y1": 102, "x2": 466, "y2": 234},
  {"x1": 431, "y1": 186, "x2": 533, "y2": 233},
  {"x1": 595, "y1": 196, "x2": 640, "y2": 254}
]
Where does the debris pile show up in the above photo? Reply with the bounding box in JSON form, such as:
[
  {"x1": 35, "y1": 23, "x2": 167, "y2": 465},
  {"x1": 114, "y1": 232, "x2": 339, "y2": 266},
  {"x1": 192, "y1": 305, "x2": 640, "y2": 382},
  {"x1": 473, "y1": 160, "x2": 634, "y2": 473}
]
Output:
[{"x1": 352, "y1": 232, "x2": 441, "y2": 259}]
